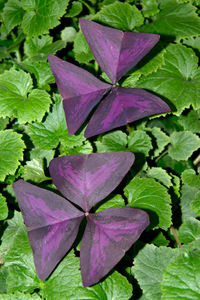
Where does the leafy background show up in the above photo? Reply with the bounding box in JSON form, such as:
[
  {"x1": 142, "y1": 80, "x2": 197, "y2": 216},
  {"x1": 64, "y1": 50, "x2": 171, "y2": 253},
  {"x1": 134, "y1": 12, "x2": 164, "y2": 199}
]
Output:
[{"x1": 0, "y1": 0, "x2": 200, "y2": 299}]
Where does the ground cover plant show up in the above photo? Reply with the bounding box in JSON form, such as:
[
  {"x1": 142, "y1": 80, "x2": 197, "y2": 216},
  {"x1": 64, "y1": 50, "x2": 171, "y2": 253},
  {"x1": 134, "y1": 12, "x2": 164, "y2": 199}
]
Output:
[{"x1": 0, "y1": 0, "x2": 200, "y2": 299}]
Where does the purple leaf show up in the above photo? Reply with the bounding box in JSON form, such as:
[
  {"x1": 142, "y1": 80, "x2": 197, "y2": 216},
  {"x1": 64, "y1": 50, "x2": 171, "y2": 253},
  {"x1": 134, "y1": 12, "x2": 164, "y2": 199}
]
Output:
[
  {"x1": 80, "y1": 207, "x2": 149, "y2": 287},
  {"x1": 13, "y1": 180, "x2": 84, "y2": 281},
  {"x1": 85, "y1": 87, "x2": 171, "y2": 138},
  {"x1": 49, "y1": 152, "x2": 135, "y2": 212},
  {"x1": 79, "y1": 19, "x2": 160, "y2": 84},
  {"x1": 48, "y1": 54, "x2": 111, "y2": 135}
]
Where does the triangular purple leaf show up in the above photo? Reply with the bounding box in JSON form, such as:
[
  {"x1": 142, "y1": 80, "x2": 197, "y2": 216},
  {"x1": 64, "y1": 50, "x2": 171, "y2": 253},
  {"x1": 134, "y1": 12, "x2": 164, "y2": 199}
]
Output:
[
  {"x1": 85, "y1": 87, "x2": 171, "y2": 138},
  {"x1": 13, "y1": 180, "x2": 84, "y2": 281},
  {"x1": 48, "y1": 54, "x2": 111, "y2": 134},
  {"x1": 49, "y1": 152, "x2": 135, "y2": 212},
  {"x1": 80, "y1": 207, "x2": 149, "y2": 287},
  {"x1": 79, "y1": 19, "x2": 160, "y2": 84}
]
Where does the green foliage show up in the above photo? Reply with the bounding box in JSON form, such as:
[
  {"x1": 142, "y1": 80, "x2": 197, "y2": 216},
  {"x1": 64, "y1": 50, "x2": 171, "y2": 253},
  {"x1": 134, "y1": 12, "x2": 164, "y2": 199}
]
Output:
[
  {"x1": 133, "y1": 244, "x2": 177, "y2": 300},
  {"x1": 1, "y1": 0, "x2": 200, "y2": 298},
  {"x1": 0, "y1": 130, "x2": 25, "y2": 181},
  {"x1": 124, "y1": 177, "x2": 172, "y2": 229},
  {"x1": 94, "y1": 2, "x2": 144, "y2": 31}
]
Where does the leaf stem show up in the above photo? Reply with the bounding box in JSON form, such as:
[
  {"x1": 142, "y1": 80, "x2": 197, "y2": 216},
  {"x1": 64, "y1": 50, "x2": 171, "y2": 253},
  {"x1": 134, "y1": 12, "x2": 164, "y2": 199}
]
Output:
[
  {"x1": 155, "y1": 149, "x2": 168, "y2": 162},
  {"x1": 193, "y1": 153, "x2": 200, "y2": 166},
  {"x1": 126, "y1": 123, "x2": 132, "y2": 134},
  {"x1": 15, "y1": 49, "x2": 21, "y2": 63},
  {"x1": 171, "y1": 226, "x2": 181, "y2": 248},
  {"x1": 79, "y1": 0, "x2": 95, "y2": 14}
]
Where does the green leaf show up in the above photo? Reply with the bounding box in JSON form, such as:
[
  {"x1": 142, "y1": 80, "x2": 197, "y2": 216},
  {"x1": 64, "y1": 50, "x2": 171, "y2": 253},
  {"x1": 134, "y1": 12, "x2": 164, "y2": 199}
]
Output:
[
  {"x1": 121, "y1": 73, "x2": 141, "y2": 88},
  {"x1": 149, "y1": 127, "x2": 170, "y2": 157},
  {"x1": 0, "y1": 292, "x2": 41, "y2": 300},
  {"x1": 59, "y1": 140, "x2": 93, "y2": 155},
  {"x1": 28, "y1": 96, "x2": 86, "y2": 150},
  {"x1": 133, "y1": 244, "x2": 177, "y2": 300},
  {"x1": 168, "y1": 131, "x2": 200, "y2": 161},
  {"x1": 178, "y1": 217, "x2": 200, "y2": 243},
  {"x1": 24, "y1": 35, "x2": 65, "y2": 58},
  {"x1": 2, "y1": 0, "x2": 24, "y2": 34},
  {"x1": 65, "y1": 1, "x2": 83, "y2": 17},
  {"x1": 183, "y1": 36, "x2": 200, "y2": 52},
  {"x1": 95, "y1": 194, "x2": 125, "y2": 212},
  {"x1": 73, "y1": 31, "x2": 94, "y2": 64},
  {"x1": 21, "y1": 0, "x2": 69, "y2": 36},
  {"x1": 96, "y1": 130, "x2": 127, "y2": 153},
  {"x1": 141, "y1": 0, "x2": 159, "y2": 17},
  {"x1": 180, "y1": 185, "x2": 197, "y2": 222},
  {"x1": 179, "y1": 109, "x2": 200, "y2": 133},
  {"x1": 0, "y1": 117, "x2": 9, "y2": 130},
  {"x1": 141, "y1": 2, "x2": 200, "y2": 41},
  {"x1": 157, "y1": 154, "x2": 193, "y2": 175},
  {"x1": 30, "y1": 148, "x2": 54, "y2": 166},
  {"x1": 61, "y1": 27, "x2": 77, "y2": 42},
  {"x1": 182, "y1": 169, "x2": 200, "y2": 188},
  {"x1": 23, "y1": 158, "x2": 50, "y2": 183},
  {"x1": 191, "y1": 192, "x2": 200, "y2": 215},
  {"x1": 3, "y1": 213, "x2": 40, "y2": 293},
  {"x1": 0, "y1": 194, "x2": 8, "y2": 220},
  {"x1": 136, "y1": 44, "x2": 200, "y2": 114},
  {"x1": 161, "y1": 243, "x2": 200, "y2": 299},
  {"x1": 94, "y1": 2, "x2": 144, "y2": 31},
  {"x1": 0, "y1": 130, "x2": 25, "y2": 182},
  {"x1": 0, "y1": 69, "x2": 51, "y2": 123},
  {"x1": 69, "y1": 271, "x2": 132, "y2": 300},
  {"x1": 151, "y1": 232, "x2": 169, "y2": 247},
  {"x1": 133, "y1": 46, "x2": 165, "y2": 77},
  {"x1": 22, "y1": 60, "x2": 55, "y2": 89},
  {"x1": 41, "y1": 251, "x2": 82, "y2": 300},
  {"x1": 147, "y1": 167, "x2": 172, "y2": 188},
  {"x1": 0, "y1": 266, "x2": 8, "y2": 294},
  {"x1": 124, "y1": 177, "x2": 172, "y2": 229},
  {"x1": 128, "y1": 130, "x2": 152, "y2": 156}
]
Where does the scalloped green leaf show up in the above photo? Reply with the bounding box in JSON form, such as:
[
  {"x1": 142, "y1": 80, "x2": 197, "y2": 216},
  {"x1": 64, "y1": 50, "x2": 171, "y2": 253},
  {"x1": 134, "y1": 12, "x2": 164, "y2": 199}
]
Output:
[
  {"x1": 191, "y1": 192, "x2": 200, "y2": 215},
  {"x1": 94, "y1": 2, "x2": 144, "y2": 31},
  {"x1": 21, "y1": 0, "x2": 69, "y2": 36},
  {"x1": 183, "y1": 36, "x2": 200, "y2": 52},
  {"x1": 168, "y1": 131, "x2": 200, "y2": 161},
  {"x1": 0, "y1": 69, "x2": 51, "y2": 123},
  {"x1": 2, "y1": 0, "x2": 24, "y2": 34},
  {"x1": 95, "y1": 194, "x2": 125, "y2": 212},
  {"x1": 136, "y1": 44, "x2": 200, "y2": 114},
  {"x1": 28, "y1": 96, "x2": 85, "y2": 150},
  {"x1": 69, "y1": 271, "x2": 132, "y2": 300},
  {"x1": 0, "y1": 130, "x2": 25, "y2": 182},
  {"x1": 124, "y1": 177, "x2": 172, "y2": 229},
  {"x1": 128, "y1": 130, "x2": 152, "y2": 156},
  {"x1": 180, "y1": 185, "x2": 197, "y2": 222},
  {"x1": 149, "y1": 127, "x2": 170, "y2": 157},
  {"x1": 178, "y1": 217, "x2": 200, "y2": 243},
  {"x1": 141, "y1": 0, "x2": 159, "y2": 17},
  {"x1": 179, "y1": 110, "x2": 200, "y2": 133},
  {"x1": 0, "y1": 194, "x2": 8, "y2": 220},
  {"x1": 96, "y1": 130, "x2": 128, "y2": 153},
  {"x1": 161, "y1": 242, "x2": 200, "y2": 299},
  {"x1": 147, "y1": 167, "x2": 172, "y2": 188},
  {"x1": 65, "y1": 1, "x2": 82, "y2": 17},
  {"x1": 133, "y1": 244, "x2": 177, "y2": 300},
  {"x1": 182, "y1": 169, "x2": 200, "y2": 188},
  {"x1": 73, "y1": 31, "x2": 94, "y2": 64},
  {"x1": 23, "y1": 158, "x2": 50, "y2": 183},
  {"x1": 24, "y1": 35, "x2": 66, "y2": 59},
  {"x1": 141, "y1": 2, "x2": 200, "y2": 41}
]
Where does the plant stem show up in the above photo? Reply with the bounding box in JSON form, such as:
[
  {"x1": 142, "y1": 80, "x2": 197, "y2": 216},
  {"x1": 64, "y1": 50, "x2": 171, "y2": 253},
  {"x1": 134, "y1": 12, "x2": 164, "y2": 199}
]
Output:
[
  {"x1": 126, "y1": 123, "x2": 132, "y2": 134},
  {"x1": 193, "y1": 153, "x2": 200, "y2": 166},
  {"x1": 16, "y1": 49, "x2": 21, "y2": 63},
  {"x1": 155, "y1": 149, "x2": 168, "y2": 162},
  {"x1": 171, "y1": 226, "x2": 181, "y2": 248},
  {"x1": 79, "y1": 0, "x2": 95, "y2": 14}
]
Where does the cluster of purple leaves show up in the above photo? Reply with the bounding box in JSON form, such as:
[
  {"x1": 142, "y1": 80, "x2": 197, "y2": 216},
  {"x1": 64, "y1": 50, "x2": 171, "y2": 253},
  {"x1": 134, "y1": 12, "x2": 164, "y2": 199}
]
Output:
[
  {"x1": 48, "y1": 19, "x2": 170, "y2": 137},
  {"x1": 13, "y1": 19, "x2": 171, "y2": 287}
]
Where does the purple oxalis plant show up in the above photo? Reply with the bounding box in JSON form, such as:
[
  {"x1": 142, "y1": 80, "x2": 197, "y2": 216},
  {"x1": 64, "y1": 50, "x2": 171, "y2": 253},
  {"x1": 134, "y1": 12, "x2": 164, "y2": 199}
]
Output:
[
  {"x1": 13, "y1": 152, "x2": 149, "y2": 287},
  {"x1": 48, "y1": 19, "x2": 170, "y2": 138}
]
